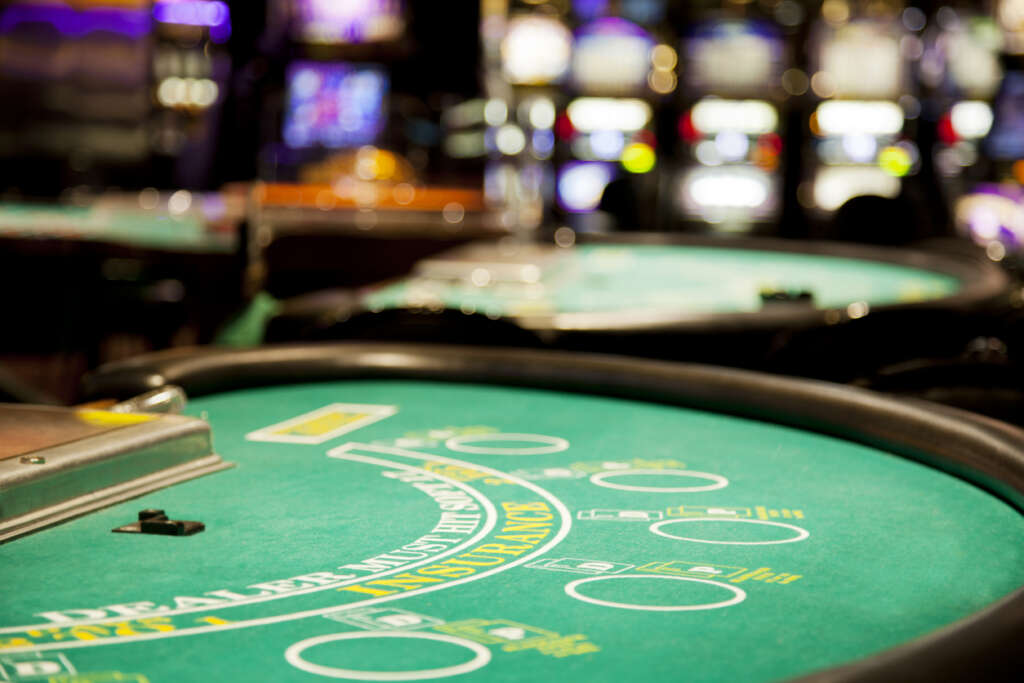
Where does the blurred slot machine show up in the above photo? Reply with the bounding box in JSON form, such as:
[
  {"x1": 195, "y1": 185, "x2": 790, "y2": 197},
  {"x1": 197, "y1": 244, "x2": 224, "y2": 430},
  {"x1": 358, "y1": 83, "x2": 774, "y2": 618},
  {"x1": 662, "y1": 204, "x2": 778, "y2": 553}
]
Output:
[
  {"x1": 554, "y1": 1, "x2": 673, "y2": 233},
  {"x1": 483, "y1": 3, "x2": 574, "y2": 232},
  {"x1": 150, "y1": 0, "x2": 233, "y2": 188},
  {"x1": 0, "y1": 0, "x2": 152, "y2": 192},
  {"x1": 249, "y1": 0, "x2": 500, "y2": 297},
  {"x1": 802, "y1": 0, "x2": 927, "y2": 243},
  {"x1": 0, "y1": 0, "x2": 232, "y2": 192},
  {"x1": 950, "y1": 0, "x2": 1024, "y2": 261},
  {"x1": 674, "y1": 5, "x2": 792, "y2": 234}
]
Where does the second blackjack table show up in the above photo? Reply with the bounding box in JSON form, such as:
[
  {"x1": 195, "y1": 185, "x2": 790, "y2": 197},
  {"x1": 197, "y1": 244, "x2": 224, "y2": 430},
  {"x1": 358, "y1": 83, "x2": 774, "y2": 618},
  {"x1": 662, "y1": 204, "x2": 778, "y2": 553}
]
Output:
[
  {"x1": 263, "y1": 234, "x2": 1013, "y2": 383},
  {"x1": 2, "y1": 343, "x2": 1023, "y2": 682}
]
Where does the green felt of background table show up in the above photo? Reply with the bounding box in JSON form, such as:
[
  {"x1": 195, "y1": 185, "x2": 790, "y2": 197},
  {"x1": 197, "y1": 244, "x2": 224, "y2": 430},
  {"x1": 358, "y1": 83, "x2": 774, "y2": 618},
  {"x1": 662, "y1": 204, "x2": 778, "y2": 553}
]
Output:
[
  {"x1": 0, "y1": 203, "x2": 234, "y2": 253},
  {"x1": 2, "y1": 380, "x2": 1021, "y2": 683},
  {"x1": 364, "y1": 245, "x2": 962, "y2": 317}
]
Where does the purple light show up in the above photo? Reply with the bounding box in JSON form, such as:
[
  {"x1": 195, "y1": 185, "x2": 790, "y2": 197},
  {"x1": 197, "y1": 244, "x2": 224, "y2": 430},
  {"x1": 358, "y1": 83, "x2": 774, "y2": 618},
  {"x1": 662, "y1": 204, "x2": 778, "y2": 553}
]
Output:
[
  {"x1": 0, "y1": 4, "x2": 151, "y2": 38},
  {"x1": 294, "y1": 0, "x2": 404, "y2": 45},
  {"x1": 573, "y1": 0, "x2": 609, "y2": 20},
  {"x1": 154, "y1": 0, "x2": 231, "y2": 42},
  {"x1": 575, "y1": 17, "x2": 652, "y2": 40}
]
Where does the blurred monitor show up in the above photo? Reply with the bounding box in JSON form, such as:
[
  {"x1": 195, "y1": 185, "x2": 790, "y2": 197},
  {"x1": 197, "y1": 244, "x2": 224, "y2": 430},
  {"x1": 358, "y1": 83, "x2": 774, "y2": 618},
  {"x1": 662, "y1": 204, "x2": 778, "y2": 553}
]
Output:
[
  {"x1": 282, "y1": 61, "x2": 388, "y2": 149},
  {"x1": 819, "y1": 22, "x2": 903, "y2": 99},
  {"x1": 684, "y1": 20, "x2": 783, "y2": 95},
  {"x1": 289, "y1": 0, "x2": 405, "y2": 45},
  {"x1": 571, "y1": 17, "x2": 654, "y2": 95},
  {"x1": 986, "y1": 71, "x2": 1024, "y2": 160},
  {"x1": 501, "y1": 15, "x2": 573, "y2": 85},
  {"x1": 942, "y1": 16, "x2": 1003, "y2": 99}
]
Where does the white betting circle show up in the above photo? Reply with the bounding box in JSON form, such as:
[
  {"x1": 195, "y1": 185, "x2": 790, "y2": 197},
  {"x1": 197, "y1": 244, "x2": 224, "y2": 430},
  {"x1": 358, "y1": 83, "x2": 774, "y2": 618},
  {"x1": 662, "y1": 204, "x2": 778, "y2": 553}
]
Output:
[
  {"x1": 284, "y1": 631, "x2": 491, "y2": 681},
  {"x1": 445, "y1": 433, "x2": 569, "y2": 455},
  {"x1": 564, "y1": 574, "x2": 746, "y2": 612},
  {"x1": 649, "y1": 518, "x2": 810, "y2": 545},
  {"x1": 589, "y1": 468, "x2": 728, "y2": 492}
]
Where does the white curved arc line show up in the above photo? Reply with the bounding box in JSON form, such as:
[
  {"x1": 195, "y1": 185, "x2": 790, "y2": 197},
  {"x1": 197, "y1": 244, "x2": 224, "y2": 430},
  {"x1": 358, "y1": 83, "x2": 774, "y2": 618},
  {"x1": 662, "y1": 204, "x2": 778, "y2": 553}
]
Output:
[
  {"x1": 284, "y1": 631, "x2": 492, "y2": 681},
  {"x1": 2, "y1": 451, "x2": 497, "y2": 634},
  {"x1": 2, "y1": 443, "x2": 573, "y2": 653}
]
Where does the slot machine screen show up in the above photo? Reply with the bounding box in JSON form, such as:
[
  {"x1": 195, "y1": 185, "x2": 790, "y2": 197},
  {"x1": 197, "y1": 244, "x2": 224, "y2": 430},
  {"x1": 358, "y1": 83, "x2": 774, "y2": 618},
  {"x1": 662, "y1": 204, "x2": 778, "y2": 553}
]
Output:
[
  {"x1": 571, "y1": 17, "x2": 654, "y2": 95},
  {"x1": 684, "y1": 20, "x2": 783, "y2": 94},
  {"x1": 290, "y1": 0, "x2": 404, "y2": 45},
  {"x1": 282, "y1": 61, "x2": 388, "y2": 149},
  {"x1": 944, "y1": 17, "x2": 1003, "y2": 98},
  {"x1": 820, "y1": 23, "x2": 903, "y2": 99}
]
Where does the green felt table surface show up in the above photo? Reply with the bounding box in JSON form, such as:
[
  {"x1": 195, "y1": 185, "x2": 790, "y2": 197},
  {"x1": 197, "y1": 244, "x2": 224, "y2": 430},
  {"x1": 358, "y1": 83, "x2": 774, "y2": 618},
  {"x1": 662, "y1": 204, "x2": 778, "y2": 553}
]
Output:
[
  {"x1": 2, "y1": 380, "x2": 1022, "y2": 682},
  {"x1": 363, "y1": 245, "x2": 962, "y2": 318},
  {"x1": 0, "y1": 203, "x2": 235, "y2": 253}
]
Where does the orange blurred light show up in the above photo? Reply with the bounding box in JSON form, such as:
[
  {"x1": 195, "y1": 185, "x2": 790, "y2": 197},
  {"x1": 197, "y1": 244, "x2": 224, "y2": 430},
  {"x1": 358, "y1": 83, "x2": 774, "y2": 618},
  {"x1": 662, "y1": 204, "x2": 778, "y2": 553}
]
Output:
[
  {"x1": 753, "y1": 145, "x2": 780, "y2": 172},
  {"x1": 1014, "y1": 160, "x2": 1024, "y2": 185},
  {"x1": 808, "y1": 112, "x2": 821, "y2": 137}
]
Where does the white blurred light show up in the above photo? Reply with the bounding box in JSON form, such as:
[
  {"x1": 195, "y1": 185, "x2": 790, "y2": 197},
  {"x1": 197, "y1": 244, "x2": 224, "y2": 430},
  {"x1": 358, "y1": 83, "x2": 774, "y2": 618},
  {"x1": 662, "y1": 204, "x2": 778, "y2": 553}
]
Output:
[
  {"x1": 470, "y1": 267, "x2": 492, "y2": 286},
  {"x1": 566, "y1": 98, "x2": 652, "y2": 132},
  {"x1": 847, "y1": 301, "x2": 870, "y2": 319},
  {"x1": 821, "y1": 27, "x2": 902, "y2": 98},
  {"x1": 815, "y1": 101, "x2": 904, "y2": 136},
  {"x1": 558, "y1": 163, "x2": 614, "y2": 212},
  {"x1": 956, "y1": 192, "x2": 1024, "y2": 244},
  {"x1": 167, "y1": 189, "x2": 192, "y2": 215},
  {"x1": 553, "y1": 226, "x2": 576, "y2": 247},
  {"x1": 691, "y1": 99, "x2": 777, "y2": 135},
  {"x1": 572, "y1": 32, "x2": 652, "y2": 94},
  {"x1": 501, "y1": 16, "x2": 573, "y2": 85},
  {"x1": 694, "y1": 140, "x2": 722, "y2": 166},
  {"x1": 812, "y1": 167, "x2": 900, "y2": 211},
  {"x1": 157, "y1": 77, "x2": 187, "y2": 106},
  {"x1": 157, "y1": 77, "x2": 218, "y2": 108},
  {"x1": 189, "y1": 79, "x2": 218, "y2": 107},
  {"x1": 495, "y1": 124, "x2": 526, "y2": 155},
  {"x1": 714, "y1": 131, "x2": 749, "y2": 162},
  {"x1": 686, "y1": 168, "x2": 769, "y2": 209},
  {"x1": 948, "y1": 31, "x2": 1003, "y2": 97},
  {"x1": 690, "y1": 31, "x2": 777, "y2": 92},
  {"x1": 970, "y1": 206, "x2": 1002, "y2": 240},
  {"x1": 590, "y1": 129, "x2": 625, "y2": 160},
  {"x1": 987, "y1": 241, "x2": 1007, "y2": 261},
  {"x1": 484, "y1": 99, "x2": 508, "y2": 126},
  {"x1": 528, "y1": 98, "x2": 556, "y2": 129},
  {"x1": 841, "y1": 134, "x2": 878, "y2": 163},
  {"x1": 950, "y1": 101, "x2": 995, "y2": 139}
]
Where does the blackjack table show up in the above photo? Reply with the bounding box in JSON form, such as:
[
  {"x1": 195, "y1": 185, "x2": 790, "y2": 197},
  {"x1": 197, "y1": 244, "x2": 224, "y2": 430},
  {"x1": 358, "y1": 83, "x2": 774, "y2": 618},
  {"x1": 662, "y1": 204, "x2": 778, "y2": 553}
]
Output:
[
  {"x1": 2, "y1": 343, "x2": 1023, "y2": 682},
  {"x1": 263, "y1": 235, "x2": 1013, "y2": 383}
]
